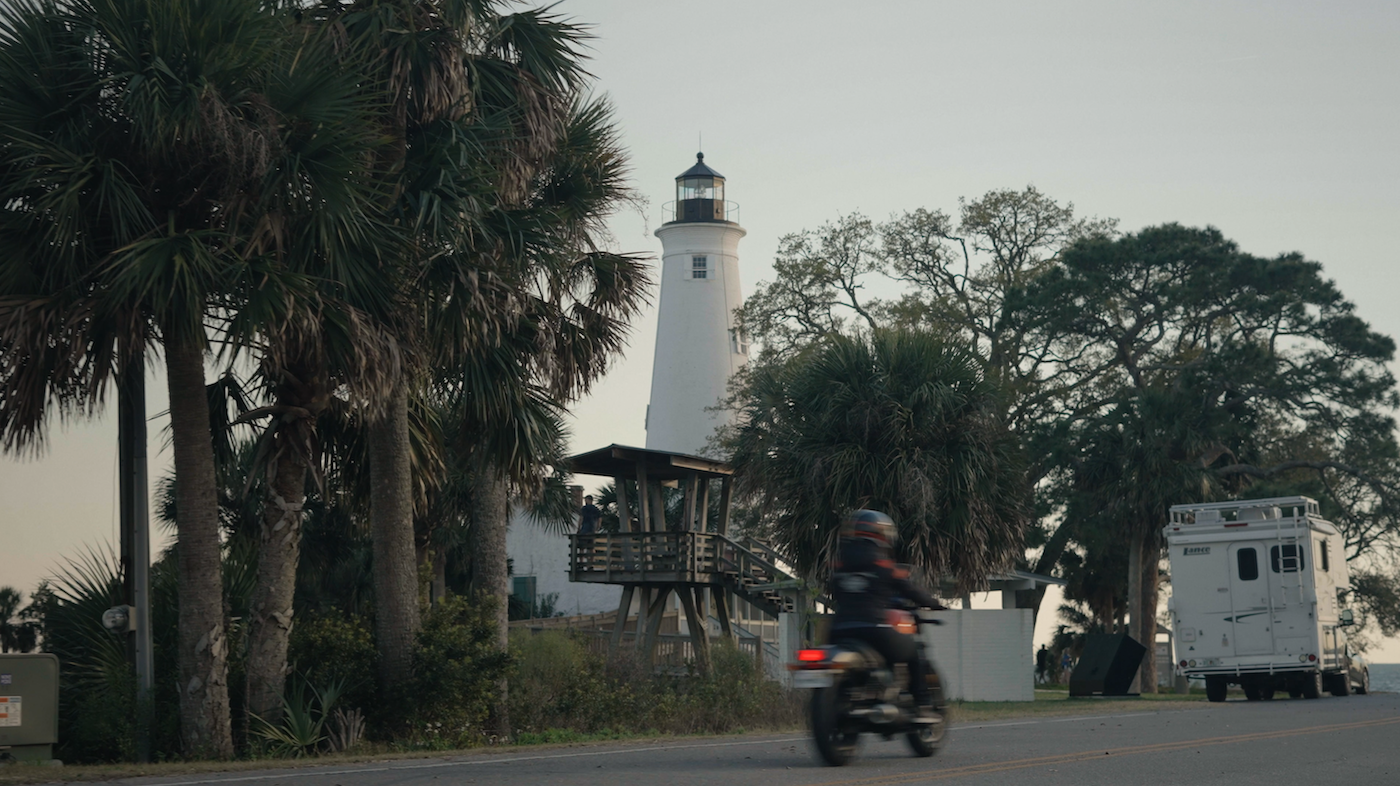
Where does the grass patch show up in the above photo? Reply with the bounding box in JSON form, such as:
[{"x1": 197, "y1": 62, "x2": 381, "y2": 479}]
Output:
[{"x1": 512, "y1": 728, "x2": 635, "y2": 745}]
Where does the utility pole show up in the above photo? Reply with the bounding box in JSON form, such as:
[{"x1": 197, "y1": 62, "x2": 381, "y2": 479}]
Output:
[{"x1": 118, "y1": 350, "x2": 153, "y2": 763}]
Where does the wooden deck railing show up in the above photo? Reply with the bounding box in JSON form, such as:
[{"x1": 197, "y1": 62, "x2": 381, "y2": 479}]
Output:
[{"x1": 570, "y1": 532, "x2": 727, "y2": 582}]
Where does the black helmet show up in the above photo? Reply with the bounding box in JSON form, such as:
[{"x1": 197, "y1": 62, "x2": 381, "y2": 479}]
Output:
[{"x1": 841, "y1": 509, "x2": 896, "y2": 547}]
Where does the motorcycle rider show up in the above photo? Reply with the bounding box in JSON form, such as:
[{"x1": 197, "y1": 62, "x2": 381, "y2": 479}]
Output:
[{"x1": 827, "y1": 509, "x2": 944, "y2": 723}]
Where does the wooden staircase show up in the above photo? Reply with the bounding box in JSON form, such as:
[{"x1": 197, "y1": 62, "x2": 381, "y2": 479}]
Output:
[{"x1": 718, "y1": 535, "x2": 807, "y2": 617}]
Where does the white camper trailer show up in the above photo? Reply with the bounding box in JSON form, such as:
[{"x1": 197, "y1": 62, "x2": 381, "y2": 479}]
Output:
[{"x1": 1165, "y1": 496, "x2": 1364, "y2": 702}]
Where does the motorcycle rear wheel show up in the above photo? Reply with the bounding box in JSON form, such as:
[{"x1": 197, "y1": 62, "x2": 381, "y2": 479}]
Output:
[{"x1": 811, "y1": 684, "x2": 860, "y2": 766}]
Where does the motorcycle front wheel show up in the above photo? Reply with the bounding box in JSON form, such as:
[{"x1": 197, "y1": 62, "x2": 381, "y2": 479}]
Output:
[
  {"x1": 811, "y1": 683, "x2": 860, "y2": 766},
  {"x1": 906, "y1": 706, "x2": 947, "y2": 758}
]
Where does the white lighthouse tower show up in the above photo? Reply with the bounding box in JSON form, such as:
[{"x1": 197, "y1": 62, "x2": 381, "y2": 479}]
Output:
[{"x1": 645, "y1": 153, "x2": 748, "y2": 455}]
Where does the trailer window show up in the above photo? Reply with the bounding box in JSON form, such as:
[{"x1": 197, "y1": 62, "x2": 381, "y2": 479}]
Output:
[
  {"x1": 1236, "y1": 548, "x2": 1259, "y2": 581},
  {"x1": 1271, "y1": 544, "x2": 1304, "y2": 573},
  {"x1": 1319, "y1": 541, "x2": 1330, "y2": 572}
]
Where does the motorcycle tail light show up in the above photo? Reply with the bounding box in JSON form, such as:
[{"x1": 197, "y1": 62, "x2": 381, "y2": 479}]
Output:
[{"x1": 797, "y1": 649, "x2": 826, "y2": 663}]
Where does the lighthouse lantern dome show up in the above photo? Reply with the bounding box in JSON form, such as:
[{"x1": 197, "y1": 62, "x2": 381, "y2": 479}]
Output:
[{"x1": 674, "y1": 152, "x2": 727, "y2": 223}]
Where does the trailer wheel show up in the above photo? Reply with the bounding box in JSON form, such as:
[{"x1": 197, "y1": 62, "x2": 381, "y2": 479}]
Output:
[
  {"x1": 1301, "y1": 671, "x2": 1323, "y2": 700},
  {"x1": 1206, "y1": 676, "x2": 1227, "y2": 702},
  {"x1": 1329, "y1": 672, "x2": 1351, "y2": 697},
  {"x1": 1259, "y1": 685, "x2": 1275, "y2": 701},
  {"x1": 1243, "y1": 682, "x2": 1261, "y2": 701}
]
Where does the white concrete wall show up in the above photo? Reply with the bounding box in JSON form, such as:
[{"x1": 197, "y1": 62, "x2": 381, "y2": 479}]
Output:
[
  {"x1": 921, "y1": 609, "x2": 1035, "y2": 702},
  {"x1": 505, "y1": 507, "x2": 621, "y2": 617},
  {"x1": 646, "y1": 220, "x2": 747, "y2": 456}
]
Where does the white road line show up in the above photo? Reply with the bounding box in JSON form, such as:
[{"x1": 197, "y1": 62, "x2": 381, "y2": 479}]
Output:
[{"x1": 131, "y1": 709, "x2": 1182, "y2": 786}]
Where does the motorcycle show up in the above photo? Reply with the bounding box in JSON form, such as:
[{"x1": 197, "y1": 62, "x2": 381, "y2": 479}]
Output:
[{"x1": 788, "y1": 606, "x2": 948, "y2": 766}]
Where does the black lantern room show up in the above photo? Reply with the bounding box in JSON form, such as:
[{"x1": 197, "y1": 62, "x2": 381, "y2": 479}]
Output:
[{"x1": 673, "y1": 152, "x2": 727, "y2": 223}]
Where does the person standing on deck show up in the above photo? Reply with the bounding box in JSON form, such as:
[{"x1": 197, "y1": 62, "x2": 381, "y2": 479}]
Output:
[{"x1": 578, "y1": 495, "x2": 602, "y2": 535}]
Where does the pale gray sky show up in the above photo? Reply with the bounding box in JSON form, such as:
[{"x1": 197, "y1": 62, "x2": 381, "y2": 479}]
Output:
[{"x1": 3, "y1": 0, "x2": 1399, "y2": 656}]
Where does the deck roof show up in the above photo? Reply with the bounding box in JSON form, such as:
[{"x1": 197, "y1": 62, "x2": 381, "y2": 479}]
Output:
[{"x1": 568, "y1": 443, "x2": 733, "y2": 481}]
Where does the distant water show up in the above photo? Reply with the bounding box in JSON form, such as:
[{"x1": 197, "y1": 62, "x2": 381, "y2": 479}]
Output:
[{"x1": 1369, "y1": 663, "x2": 1400, "y2": 692}]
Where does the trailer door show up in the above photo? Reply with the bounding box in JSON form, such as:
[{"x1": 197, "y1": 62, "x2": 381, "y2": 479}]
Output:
[
  {"x1": 1268, "y1": 539, "x2": 1312, "y2": 652},
  {"x1": 1227, "y1": 543, "x2": 1273, "y2": 655}
]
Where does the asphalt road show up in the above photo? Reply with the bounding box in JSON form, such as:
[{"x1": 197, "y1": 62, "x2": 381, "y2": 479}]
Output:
[{"x1": 79, "y1": 693, "x2": 1400, "y2": 786}]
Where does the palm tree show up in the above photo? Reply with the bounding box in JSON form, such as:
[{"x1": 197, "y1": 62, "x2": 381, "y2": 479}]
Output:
[
  {"x1": 235, "y1": 243, "x2": 403, "y2": 728},
  {"x1": 727, "y1": 328, "x2": 1030, "y2": 590},
  {"x1": 304, "y1": 0, "x2": 566, "y2": 697},
  {"x1": 315, "y1": 0, "x2": 647, "y2": 703},
  {"x1": 0, "y1": 0, "x2": 385, "y2": 756}
]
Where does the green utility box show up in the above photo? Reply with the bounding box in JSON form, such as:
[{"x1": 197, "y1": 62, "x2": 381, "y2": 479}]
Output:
[{"x1": 0, "y1": 653, "x2": 59, "y2": 763}]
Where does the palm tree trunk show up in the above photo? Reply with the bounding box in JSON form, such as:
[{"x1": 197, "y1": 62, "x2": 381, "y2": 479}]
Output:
[
  {"x1": 369, "y1": 385, "x2": 421, "y2": 697},
  {"x1": 245, "y1": 439, "x2": 309, "y2": 727},
  {"x1": 164, "y1": 334, "x2": 234, "y2": 758},
  {"x1": 1139, "y1": 536, "x2": 1160, "y2": 694},
  {"x1": 1126, "y1": 528, "x2": 1144, "y2": 692},
  {"x1": 469, "y1": 468, "x2": 510, "y2": 738}
]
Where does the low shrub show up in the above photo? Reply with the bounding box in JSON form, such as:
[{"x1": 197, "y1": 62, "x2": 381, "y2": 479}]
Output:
[
  {"x1": 288, "y1": 614, "x2": 378, "y2": 715},
  {"x1": 404, "y1": 596, "x2": 511, "y2": 747},
  {"x1": 507, "y1": 630, "x2": 802, "y2": 739}
]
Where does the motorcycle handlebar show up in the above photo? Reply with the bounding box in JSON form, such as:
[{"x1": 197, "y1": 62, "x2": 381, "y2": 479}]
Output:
[{"x1": 915, "y1": 609, "x2": 945, "y2": 625}]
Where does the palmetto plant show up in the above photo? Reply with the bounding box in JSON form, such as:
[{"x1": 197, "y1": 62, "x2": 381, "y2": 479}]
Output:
[
  {"x1": 727, "y1": 329, "x2": 1030, "y2": 591},
  {"x1": 250, "y1": 677, "x2": 345, "y2": 758}
]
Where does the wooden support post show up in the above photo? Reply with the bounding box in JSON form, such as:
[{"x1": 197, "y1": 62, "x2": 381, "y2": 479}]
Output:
[
  {"x1": 680, "y1": 585, "x2": 712, "y2": 675},
  {"x1": 635, "y1": 586, "x2": 652, "y2": 637},
  {"x1": 610, "y1": 585, "x2": 635, "y2": 654},
  {"x1": 650, "y1": 481, "x2": 667, "y2": 533},
  {"x1": 614, "y1": 476, "x2": 631, "y2": 532},
  {"x1": 713, "y1": 587, "x2": 736, "y2": 643},
  {"x1": 615, "y1": 475, "x2": 637, "y2": 570},
  {"x1": 635, "y1": 464, "x2": 650, "y2": 532},
  {"x1": 683, "y1": 474, "x2": 698, "y2": 532},
  {"x1": 698, "y1": 478, "x2": 710, "y2": 533},
  {"x1": 640, "y1": 586, "x2": 672, "y2": 667},
  {"x1": 717, "y1": 477, "x2": 733, "y2": 536}
]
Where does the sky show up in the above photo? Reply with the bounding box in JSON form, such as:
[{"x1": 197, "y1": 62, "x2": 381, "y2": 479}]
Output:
[{"x1": 3, "y1": 0, "x2": 1399, "y2": 657}]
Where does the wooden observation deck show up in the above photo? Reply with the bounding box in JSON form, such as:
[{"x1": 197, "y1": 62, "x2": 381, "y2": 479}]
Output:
[{"x1": 567, "y1": 444, "x2": 808, "y2": 674}]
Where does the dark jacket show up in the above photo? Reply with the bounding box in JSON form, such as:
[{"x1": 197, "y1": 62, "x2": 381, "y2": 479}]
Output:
[
  {"x1": 578, "y1": 504, "x2": 602, "y2": 535},
  {"x1": 828, "y1": 537, "x2": 941, "y2": 631}
]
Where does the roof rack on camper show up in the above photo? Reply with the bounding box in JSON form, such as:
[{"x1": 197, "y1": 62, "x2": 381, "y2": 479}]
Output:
[{"x1": 1167, "y1": 496, "x2": 1320, "y2": 525}]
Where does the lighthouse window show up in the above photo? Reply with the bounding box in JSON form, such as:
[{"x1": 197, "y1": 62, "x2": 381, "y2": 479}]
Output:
[
  {"x1": 679, "y1": 177, "x2": 721, "y2": 201},
  {"x1": 691, "y1": 255, "x2": 708, "y2": 279}
]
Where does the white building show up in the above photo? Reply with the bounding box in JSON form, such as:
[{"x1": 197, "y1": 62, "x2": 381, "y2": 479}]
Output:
[
  {"x1": 645, "y1": 153, "x2": 748, "y2": 456},
  {"x1": 505, "y1": 505, "x2": 620, "y2": 617}
]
